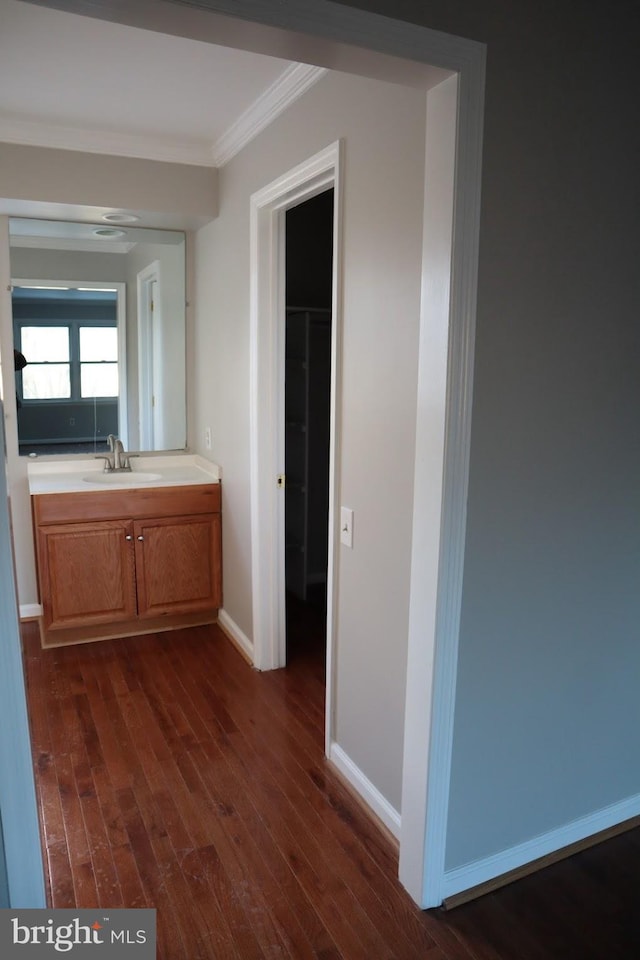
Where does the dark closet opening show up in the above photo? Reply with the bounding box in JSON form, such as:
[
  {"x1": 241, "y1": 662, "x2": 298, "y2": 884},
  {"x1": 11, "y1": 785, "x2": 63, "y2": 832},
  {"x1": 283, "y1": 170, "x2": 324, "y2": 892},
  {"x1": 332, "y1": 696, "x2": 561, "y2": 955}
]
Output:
[{"x1": 284, "y1": 188, "x2": 334, "y2": 666}]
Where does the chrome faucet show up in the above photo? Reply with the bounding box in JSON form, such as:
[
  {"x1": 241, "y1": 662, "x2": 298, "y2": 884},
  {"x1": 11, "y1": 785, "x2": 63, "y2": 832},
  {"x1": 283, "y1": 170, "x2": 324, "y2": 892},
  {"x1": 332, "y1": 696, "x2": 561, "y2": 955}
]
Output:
[
  {"x1": 114, "y1": 438, "x2": 136, "y2": 471},
  {"x1": 95, "y1": 434, "x2": 138, "y2": 472}
]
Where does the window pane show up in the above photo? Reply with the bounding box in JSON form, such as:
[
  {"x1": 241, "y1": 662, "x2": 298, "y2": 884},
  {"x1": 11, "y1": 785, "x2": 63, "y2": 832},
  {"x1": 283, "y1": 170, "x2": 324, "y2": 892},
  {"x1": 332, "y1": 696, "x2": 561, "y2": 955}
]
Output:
[
  {"x1": 22, "y1": 364, "x2": 70, "y2": 400},
  {"x1": 80, "y1": 327, "x2": 118, "y2": 362},
  {"x1": 20, "y1": 327, "x2": 69, "y2": 363},
  {"x1": 81, "y1": 362, "x2": 118, "y2": 398}
]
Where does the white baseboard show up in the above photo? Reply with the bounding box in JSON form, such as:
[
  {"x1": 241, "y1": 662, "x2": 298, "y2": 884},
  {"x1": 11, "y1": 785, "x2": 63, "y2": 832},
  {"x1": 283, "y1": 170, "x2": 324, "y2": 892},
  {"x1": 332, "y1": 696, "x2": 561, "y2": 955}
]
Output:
[
  {"x1": 20, "y1": 603, "x2": 42, "y2": 621},
  {"x1": 217, "y1": 608, "x2": 254, "y2": 663},
  {"x1": 442, "y1": 791, "x2": 640, "y2": 899},
  {"x1": 329, "y1": 742, "x2": 401, "y2": 839}
]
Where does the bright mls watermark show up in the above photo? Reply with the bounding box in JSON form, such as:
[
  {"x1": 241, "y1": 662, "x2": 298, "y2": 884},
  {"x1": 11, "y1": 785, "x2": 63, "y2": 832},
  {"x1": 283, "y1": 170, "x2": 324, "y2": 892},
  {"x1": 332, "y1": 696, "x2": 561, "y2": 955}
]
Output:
[{"x1": 0, "y1": 909, "x2": 155, "y2": 958}]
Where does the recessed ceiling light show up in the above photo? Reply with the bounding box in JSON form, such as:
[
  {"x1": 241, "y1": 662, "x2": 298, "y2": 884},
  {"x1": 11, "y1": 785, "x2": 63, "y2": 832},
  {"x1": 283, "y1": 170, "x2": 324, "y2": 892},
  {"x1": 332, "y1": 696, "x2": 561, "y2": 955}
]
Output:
[
  {"x1": 93, "y1": 228, "x2": 126, "y2": 238},
  {"x1": 102, "y1": 213, "x2": 139, "y2": 224}
]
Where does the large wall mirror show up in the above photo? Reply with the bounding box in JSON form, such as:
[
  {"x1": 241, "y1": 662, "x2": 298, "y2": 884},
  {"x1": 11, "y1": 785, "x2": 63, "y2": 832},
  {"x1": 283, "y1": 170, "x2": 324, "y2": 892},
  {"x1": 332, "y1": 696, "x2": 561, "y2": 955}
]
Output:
[{"x1": 9, "y1": 217, "x2": 186, "y2": 456}]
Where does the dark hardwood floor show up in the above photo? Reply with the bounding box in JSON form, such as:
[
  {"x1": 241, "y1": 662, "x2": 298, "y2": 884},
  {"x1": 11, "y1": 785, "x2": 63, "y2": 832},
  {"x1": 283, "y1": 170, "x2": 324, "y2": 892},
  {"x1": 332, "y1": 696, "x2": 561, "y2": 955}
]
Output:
[{"x1": 21, "y1": 618, "x2": 640, "y2": 959}]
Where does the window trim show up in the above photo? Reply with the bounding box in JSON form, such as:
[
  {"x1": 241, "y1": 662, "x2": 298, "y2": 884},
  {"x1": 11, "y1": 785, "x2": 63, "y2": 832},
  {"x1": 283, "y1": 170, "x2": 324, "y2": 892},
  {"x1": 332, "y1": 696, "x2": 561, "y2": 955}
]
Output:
[
  {"x1": 15, "y1": 319, "x2": 119, "y2": 403},
  {"x1": 12, "y1": 278, "x2": 128, "y2": 446}
]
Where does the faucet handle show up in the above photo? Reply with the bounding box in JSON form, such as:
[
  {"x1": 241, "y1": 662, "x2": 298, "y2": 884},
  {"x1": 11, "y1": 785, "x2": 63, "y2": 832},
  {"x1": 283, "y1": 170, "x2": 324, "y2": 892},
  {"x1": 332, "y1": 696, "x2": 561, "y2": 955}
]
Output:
[
  {"x1": 120, "y1": 453, "x2": 139, "y2": 471},
  {"x1": 94, "y1": 454, "x2": 114, "y2": 473}
]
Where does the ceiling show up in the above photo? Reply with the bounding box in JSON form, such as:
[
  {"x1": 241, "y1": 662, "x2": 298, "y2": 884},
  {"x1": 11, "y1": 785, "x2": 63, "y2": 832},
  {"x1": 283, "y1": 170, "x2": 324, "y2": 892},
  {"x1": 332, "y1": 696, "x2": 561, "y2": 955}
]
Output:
[{"x1": 0, "y1": 0, "x2": 324, "y2": 167}]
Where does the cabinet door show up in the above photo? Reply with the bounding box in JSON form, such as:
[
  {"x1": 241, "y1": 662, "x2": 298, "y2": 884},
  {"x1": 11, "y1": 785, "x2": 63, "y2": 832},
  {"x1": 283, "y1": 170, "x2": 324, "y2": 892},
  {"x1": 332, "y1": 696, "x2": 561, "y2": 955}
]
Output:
[
  {"x1": 38, "y1": 520, "x2": 137, "y2": 630},
  {"x1": 134, "y1": 514, "x2": 222, "y2": 618}
]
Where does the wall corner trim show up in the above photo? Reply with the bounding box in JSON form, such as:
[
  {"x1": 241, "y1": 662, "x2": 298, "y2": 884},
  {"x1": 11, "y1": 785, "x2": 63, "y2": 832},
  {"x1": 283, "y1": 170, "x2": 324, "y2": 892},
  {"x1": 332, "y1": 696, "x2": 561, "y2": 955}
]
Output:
[
  {"x1": 217, "y1": 609, "x2": 254, "y2": 663},
  {"x1": 442, "y1": 792, "x2": 640, "y2": 901},
  {"x1": 329, "y1": 742, "x2": 401, "y2": 839}
]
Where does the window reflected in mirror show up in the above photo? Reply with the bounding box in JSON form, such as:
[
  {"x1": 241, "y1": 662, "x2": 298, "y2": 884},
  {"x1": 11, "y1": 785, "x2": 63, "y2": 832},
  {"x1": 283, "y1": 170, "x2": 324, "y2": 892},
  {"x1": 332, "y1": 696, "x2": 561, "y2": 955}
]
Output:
[
  {"x1": 9, "y1": 218, "x2": 186, "y2": 456},
  {"x1": 13, "y1": 286, "x2": 120, "y2": 454}
]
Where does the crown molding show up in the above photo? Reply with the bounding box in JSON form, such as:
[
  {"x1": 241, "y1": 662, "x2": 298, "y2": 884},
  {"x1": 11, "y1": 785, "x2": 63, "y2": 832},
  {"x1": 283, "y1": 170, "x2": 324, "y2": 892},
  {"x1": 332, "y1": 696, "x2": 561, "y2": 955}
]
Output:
[
  {"x1": 211, "y1": 62, "x2": 327, "y2": 167},
  {"x1": 0, "y1": 62, "x2": 325, "y2": 169}
]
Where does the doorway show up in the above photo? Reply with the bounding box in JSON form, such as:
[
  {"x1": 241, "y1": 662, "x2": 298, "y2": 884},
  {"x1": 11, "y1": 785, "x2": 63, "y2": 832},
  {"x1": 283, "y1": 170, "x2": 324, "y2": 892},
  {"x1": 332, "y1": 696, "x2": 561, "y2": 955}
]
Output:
[
  {"x1": 137, "y1": 261, "x2": 160, "y2": 450},
  {"x1": 1, "y1": 0, "x2": 484, "y2": 905},
  {"x1": 249, "y1": 141, "x2": 340, "y2": 691},
  {"x1": 284, "y1": 190, "x2": 334, "y2": 667}
]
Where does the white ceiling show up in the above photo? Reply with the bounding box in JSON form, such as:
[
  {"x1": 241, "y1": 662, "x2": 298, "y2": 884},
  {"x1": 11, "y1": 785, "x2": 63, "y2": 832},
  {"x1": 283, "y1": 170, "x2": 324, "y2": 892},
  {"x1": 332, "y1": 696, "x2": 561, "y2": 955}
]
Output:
[{"x1": 0, "y1": 0, "x2": 323, "y2": 167}]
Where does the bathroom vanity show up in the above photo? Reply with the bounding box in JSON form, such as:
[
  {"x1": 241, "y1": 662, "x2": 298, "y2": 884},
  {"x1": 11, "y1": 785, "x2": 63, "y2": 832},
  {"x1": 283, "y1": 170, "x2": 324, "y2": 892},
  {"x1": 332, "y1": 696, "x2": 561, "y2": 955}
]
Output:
[{"x1": 28, "y1": 456, "x2": 221, "y2": 648}]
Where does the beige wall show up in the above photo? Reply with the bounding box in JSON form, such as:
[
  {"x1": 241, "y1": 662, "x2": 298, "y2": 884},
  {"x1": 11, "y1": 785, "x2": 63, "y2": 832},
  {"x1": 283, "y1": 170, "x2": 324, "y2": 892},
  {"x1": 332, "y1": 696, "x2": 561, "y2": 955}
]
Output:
[
  {"x1": 0, "y1": 143, "x2": 217, "y2": 229},
  {"x1": 193, "y1": 69, "x2": 426, "y2": 809},
  {"x1": 11, "y1": 247, "x2": 127, "y2": 284}
]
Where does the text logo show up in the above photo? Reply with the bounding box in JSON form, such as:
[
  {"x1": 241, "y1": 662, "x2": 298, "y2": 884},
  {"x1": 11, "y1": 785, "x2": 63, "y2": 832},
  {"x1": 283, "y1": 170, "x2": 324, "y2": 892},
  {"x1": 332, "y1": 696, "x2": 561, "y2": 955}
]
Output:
[{"x1": 0, "y1": 909, "x2": 155, "y2": 958}]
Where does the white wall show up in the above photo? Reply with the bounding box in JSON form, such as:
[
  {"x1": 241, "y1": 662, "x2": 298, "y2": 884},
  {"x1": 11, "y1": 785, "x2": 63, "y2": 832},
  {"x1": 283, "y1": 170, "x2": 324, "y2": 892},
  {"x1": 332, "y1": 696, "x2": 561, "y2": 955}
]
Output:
[{"x1": 194, "y1": 69, "x2": 426, "y2": 810}]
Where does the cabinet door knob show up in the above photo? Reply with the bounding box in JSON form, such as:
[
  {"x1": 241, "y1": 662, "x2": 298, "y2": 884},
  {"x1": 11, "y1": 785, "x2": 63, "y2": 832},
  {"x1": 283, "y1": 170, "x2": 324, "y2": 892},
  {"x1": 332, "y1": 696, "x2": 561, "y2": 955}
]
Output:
[
  {"x1": 125, "y1": 535, "x2": 133, "y2": 541},
  {"x1": 137, "y1": 535, "x2": 144, "y2": 541}
]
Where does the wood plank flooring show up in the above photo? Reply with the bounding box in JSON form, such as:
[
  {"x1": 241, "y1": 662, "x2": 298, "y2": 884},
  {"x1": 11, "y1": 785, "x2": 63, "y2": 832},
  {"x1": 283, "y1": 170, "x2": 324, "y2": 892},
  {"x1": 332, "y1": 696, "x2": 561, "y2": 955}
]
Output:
[{"x1": 21, "y1": 617, "x2": 640, "y2": 959}]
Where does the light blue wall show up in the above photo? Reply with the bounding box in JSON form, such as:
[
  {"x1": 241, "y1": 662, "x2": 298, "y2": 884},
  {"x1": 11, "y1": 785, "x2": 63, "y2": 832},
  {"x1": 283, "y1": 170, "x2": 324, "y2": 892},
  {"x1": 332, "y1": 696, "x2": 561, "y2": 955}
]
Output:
[
  {"x1": 443, "y1": 0, "x2": 640, "y2": 868},
  {"x1": 0, "y1": 401, "x2": 46, "y2": 905},
  {"x1": 0, "y1": 814, "x2": 9, "y2": 908},
  {"x1": 347, "y1": 0, "x2": 640, "y2": 869},
  {"x1": 337, "y1": 0, "x2": 640, "y2": 870}
]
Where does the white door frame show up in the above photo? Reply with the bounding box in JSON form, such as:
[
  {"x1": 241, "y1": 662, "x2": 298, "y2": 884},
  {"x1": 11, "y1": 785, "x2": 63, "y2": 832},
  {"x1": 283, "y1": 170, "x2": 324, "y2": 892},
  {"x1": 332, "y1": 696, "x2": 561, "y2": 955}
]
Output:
[
  {"x1": 137, "y1": 260, "x2": 161, "y2": 450},
  {"x1": 249, "y1": 144, "x2": 341, "y2": 749}
]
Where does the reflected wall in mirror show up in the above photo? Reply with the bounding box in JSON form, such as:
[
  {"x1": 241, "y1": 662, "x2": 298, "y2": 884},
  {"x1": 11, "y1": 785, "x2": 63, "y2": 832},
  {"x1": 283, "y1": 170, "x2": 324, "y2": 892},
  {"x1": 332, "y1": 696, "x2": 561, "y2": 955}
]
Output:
[{"x1": 9, "y1": 218, "x2": 186, "y2": 456}]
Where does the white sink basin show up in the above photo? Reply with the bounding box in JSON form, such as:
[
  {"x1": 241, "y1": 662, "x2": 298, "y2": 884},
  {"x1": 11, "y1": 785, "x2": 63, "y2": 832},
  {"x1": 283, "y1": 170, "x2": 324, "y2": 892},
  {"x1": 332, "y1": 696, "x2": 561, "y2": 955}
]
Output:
[{"x1": 83, "y1": 472, "x2": 163, "y2": 485}]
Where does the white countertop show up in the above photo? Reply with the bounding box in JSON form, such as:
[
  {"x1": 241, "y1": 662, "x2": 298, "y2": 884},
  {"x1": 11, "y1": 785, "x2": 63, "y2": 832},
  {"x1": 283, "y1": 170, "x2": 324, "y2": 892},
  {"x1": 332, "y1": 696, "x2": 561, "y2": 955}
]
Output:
[{"x1": 28, "y1": 454, "x2": 221, "y2": 495}]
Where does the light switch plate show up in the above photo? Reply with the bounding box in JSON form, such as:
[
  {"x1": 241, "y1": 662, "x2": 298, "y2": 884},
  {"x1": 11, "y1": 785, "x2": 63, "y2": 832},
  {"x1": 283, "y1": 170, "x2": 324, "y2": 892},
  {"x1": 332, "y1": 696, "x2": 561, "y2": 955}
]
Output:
[{"x1": 340, "y1": 507, "x2": 353, "y2": 548}]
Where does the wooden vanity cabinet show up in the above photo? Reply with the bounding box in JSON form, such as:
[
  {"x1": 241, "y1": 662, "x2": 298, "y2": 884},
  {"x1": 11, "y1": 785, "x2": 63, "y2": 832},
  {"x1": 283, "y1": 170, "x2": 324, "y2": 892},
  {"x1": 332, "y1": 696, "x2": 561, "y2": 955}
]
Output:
[
  {"x1": 36, "y1": 519, "x2": 137, "y2": 630},
  {"x1": 134, "y1": 513, "x2": 221, "y2": 618},
  {"x1": 32, "y1": 484, "x2": 221, "y2": 647}
]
